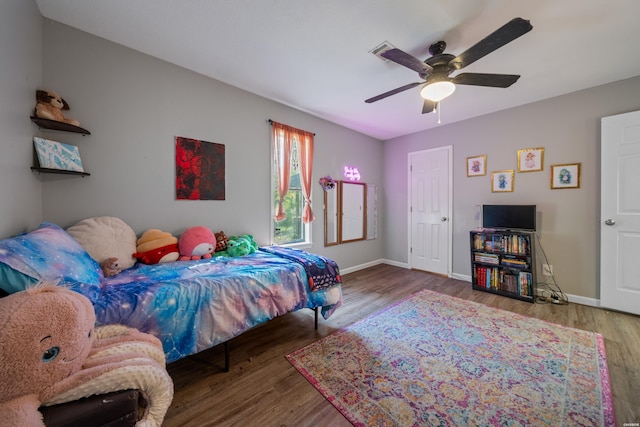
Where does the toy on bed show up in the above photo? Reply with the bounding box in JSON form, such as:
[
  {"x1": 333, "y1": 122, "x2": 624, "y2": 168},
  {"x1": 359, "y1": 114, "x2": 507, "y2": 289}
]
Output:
[
  {"x1": 133, "y1": 229, "x2": 180, "y2": 265},
  {"x1": 34, "y1": 89, "x2": 80, "y2": 127},
  {"x1": 226, "y1": 234, "x2": 258, "y2": 257},
  {"x1": 178, "y1": 225, "x2": 216, "y2": 260},
  {"x1": 0, "y1": 283, "x2": 173, "y2": 427},
  {"x1": 215, "y1": 230, "x2": 229, "y2": 252},
  {"x1": 100, "y1": 257, "x2": 122, "y2": 277},
  {"x1": 66, "y1": 216, "x2": 138, "y2": 275}
]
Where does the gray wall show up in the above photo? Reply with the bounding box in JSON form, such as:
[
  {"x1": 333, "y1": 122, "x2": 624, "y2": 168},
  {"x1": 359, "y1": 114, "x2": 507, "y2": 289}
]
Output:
[
  {"x1": 4, "y1": 4, "x2": 640, "y2": 299},
  {"x1": 0, "y1": 0, "x2": 43, "y2": 236},
  {"x1": 383, "y1": 76, "x2": 640, "y2": 299},
  {"x1": 34, "y1": 20, "x2": 384, "y2": 270}
]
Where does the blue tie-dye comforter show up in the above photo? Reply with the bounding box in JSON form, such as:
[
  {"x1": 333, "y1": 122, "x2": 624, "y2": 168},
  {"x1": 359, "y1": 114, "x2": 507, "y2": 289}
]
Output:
[{"x1": 94, "y1": 249, "x2": 343, "y2": 363}]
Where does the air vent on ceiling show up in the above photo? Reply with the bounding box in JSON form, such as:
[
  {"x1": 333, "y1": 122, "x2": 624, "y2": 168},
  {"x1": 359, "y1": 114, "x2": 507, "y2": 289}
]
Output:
[{"x1": 369, "y1": 41, "x2": 395, "y2": 61}]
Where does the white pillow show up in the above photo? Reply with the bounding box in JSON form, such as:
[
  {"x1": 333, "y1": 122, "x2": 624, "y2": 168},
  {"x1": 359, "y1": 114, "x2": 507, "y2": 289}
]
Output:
[{"x1": 66, "y1": 216, "x2": 137, "y2": 270}]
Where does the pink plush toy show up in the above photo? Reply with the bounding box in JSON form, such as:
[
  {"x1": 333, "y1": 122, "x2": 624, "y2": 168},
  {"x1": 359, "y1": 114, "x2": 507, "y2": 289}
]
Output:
[
  {"x1": 0, "y1": 283, "x2": 173, "y2": 427},
  {"x1": 178, "y1": 225, "x2": 216, "y2": 261}
]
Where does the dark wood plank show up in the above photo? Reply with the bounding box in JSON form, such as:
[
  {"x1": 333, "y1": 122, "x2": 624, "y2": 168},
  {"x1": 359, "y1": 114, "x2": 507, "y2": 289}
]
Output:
[{"x1": 164, "y1": 264, "x2": 640, "y2": 426}]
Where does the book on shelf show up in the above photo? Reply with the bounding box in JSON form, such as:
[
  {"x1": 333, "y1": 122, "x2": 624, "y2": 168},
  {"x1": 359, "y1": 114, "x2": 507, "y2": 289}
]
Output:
[
  {"x1": 518, "y1": 271, "x2": 532, "y2": 296},
  {"x1": 501, "y1": 258, "x2": 528, "y2": 268},
  {"x1": 474, "y1": 253, "x2": 499, "y2": 265}
]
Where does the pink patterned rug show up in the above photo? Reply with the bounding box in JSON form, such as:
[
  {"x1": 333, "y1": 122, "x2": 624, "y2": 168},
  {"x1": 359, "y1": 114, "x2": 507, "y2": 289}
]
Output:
[{"x1": 287, "y1": 289, "x2": 615, "y2": 426}]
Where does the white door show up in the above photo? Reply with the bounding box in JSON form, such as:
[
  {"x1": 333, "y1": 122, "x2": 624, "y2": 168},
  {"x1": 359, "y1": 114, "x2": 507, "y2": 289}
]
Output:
[
  {"x1": 409, "y1": 146, "x2": 452, "y2": 276},
  {"x1": 600, "y1": 110, "x2": 640, "y2": 315}
]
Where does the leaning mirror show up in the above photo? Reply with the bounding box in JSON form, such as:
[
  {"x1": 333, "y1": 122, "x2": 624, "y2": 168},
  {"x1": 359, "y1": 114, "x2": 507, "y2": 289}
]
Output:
[
  {"x1": 324, "y1": 186, "x2": 339, "y2": 246},
  {"x1": 340, "y1": 181, "x2": 366, "y2": 243}
]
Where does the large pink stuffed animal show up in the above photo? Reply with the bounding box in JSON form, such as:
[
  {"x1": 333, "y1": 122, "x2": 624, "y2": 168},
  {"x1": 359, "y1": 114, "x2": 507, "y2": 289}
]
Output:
[
  {"x1": 0, "y1": 283, "x2": 173, "y2": 427},
  {"x1": 178, "y1": 225, "x2": 217, "y2": 260}
]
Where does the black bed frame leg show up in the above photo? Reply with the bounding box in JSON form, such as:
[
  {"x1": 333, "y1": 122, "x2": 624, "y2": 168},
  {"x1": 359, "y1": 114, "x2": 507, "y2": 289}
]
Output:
[
  {"x1": 314, "y1": 307, "x2": 318, "y2": 330},
  {"x1": 222, "y1": 309, "x2": 317, "y2": 373},
  {"x1": 224, "y1": 341, "x2": 230, "y2": 372}
]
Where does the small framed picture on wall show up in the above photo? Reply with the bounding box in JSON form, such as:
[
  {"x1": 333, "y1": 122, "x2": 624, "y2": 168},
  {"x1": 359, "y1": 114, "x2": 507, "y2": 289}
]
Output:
[
  {"x1": 550, "y1": 163, "x2": 581, "y2": 189},
  {"x1": 466, "y1": 155, "x2": 487, "y2": 177},
  {"x1": 517, "y1": 147, "x2": 544, "y2": 172},
  {"x1": 491, "y1": 169, "x2": 514, "y2": 192}
]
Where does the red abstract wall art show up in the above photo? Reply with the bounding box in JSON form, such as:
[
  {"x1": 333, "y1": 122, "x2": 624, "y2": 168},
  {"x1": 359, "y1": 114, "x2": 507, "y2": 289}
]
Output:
[{"x1": 175, "y1": 136, "x2": 225, "y2": 200}]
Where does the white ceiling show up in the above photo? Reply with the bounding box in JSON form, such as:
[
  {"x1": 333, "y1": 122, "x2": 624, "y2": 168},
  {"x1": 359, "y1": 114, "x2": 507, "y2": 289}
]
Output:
[{"x1": 35, "y1": 0, "x2": 640, "y2": 140}]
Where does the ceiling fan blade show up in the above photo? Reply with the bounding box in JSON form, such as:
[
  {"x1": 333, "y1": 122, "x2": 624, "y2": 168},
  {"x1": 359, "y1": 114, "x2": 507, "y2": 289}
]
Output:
[
  {"x1": 365, "y1": 81, "x2": 423, "y2": 103},
  {"x1": 381, "y1": 48, "x2": 433, "y2": 75},
  {"x1": 453, "y1": 72, "x2": 521, "y2": 88},
  {"x1": 449, "y1": 18, "x2": 532, "y2": 70},
  {"x1": 422, "y1": 99, "x2": 436, "y2": 114}
]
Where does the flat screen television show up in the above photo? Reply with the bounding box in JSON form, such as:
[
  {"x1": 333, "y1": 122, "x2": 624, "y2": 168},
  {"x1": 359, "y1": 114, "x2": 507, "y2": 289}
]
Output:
[{"x1": 482, "y1": 204, "x2": 536, "y2": 231}]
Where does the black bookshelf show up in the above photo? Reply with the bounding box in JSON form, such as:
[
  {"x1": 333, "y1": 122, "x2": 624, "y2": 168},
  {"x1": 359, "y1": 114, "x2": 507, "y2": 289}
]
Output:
[{"x1": 470, "y1": 228, "x2": 535, "y2": 303}]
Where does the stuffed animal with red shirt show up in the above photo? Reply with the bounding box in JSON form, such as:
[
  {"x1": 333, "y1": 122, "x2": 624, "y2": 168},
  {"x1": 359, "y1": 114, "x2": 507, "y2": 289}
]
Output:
[{"x1": 133, "y1": 229, "x2": 180, "y2": 264}]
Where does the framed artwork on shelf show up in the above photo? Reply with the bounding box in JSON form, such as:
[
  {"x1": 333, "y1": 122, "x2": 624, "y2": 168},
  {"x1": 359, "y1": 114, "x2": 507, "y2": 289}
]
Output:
[
  {"x1": 550, "y1": 163, "x2": 581, "y2": 189},
  {"x1": 517, "y1": 147, "x2": 544, "y2": 172},
  {"x1": 491, "y1": 169, "x2": 514, "y2": 193},
  {"x1": 466, "y1": 155, "x2": 487, "y2": 177},
  {"x1": 33, "y1": 137, "x2": 85, "y2": 172}
]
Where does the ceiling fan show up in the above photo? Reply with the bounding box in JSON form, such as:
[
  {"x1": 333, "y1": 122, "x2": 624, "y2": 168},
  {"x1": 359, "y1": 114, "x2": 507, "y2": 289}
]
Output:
[{"x1": 365, "y1": 17, "x2": 533, "y2": 114}]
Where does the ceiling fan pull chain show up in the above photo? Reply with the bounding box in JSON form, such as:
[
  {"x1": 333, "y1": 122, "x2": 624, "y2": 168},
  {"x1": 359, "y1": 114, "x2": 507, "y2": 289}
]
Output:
[{"x1": 437, "y1": 101, "x2": 442, "y2": 124}]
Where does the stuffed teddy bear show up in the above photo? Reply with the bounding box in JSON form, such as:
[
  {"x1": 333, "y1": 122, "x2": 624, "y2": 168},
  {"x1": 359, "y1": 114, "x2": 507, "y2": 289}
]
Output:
[
  {"x1": 226, "y1": 234, "x2": 259, "y2": 257},
  {"x1": 100, "y1": 257, "x2": 122, "y2": 277},
  {"x1": 0, "y1": 283, "x2": 173, "y2": 427},
  {"x1": 34, "y1": 89, "x2": 80, "y2": 127},
  {"x1": 179, "y1": 226, "x2": 216, "y2": 261},
  {"x1": 133, "y1": 229, "x2": 180, "y2": 264},
  {"x1": 215, "y1": 231, "x2": 229, "y2": 252}
]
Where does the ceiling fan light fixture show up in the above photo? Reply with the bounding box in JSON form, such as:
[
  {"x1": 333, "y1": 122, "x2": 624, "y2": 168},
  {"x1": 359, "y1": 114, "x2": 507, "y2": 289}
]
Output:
[{"x1": 420, "y1": 81, "x2": 456, "y2": 102}]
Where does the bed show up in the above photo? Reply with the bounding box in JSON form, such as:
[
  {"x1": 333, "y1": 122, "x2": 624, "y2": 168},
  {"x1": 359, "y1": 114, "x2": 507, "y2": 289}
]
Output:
[
  {"x1": 0, "y1": 221, "x2": 343, "y2": 366},
  {"x1": 95, "y1": 247, "x2": 343, "y2": 364}
]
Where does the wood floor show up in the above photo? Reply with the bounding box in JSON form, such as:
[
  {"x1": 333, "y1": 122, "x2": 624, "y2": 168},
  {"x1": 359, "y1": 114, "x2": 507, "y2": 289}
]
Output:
[{"x1": 164, "y1": 264, "x2": 640, "y2": 426}]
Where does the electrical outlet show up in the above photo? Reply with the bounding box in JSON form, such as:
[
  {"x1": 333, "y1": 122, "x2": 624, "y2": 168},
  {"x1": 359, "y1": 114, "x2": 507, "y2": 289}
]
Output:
[{"x1": 542, "y1": 264, "x2": 553, "y2": 276}]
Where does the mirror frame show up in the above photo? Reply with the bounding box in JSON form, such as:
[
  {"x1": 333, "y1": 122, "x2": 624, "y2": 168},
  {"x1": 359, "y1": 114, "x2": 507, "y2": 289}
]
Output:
[
  {"x1": 324, "y1": 187, "x2": 339, "y2": 246},
  {"x1": 339, "y1": 181, "x2": 367, "y2": 244},
  {"x1": 324, "y1": 180, "x2": 368, "y2": 246}
]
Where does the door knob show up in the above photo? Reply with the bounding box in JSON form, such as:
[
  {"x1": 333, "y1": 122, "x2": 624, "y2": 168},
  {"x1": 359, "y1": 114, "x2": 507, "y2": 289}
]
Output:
[
  {"x1": 441, "y1": 217, "x2": 448, "y2": 221},
  {"x1": 604, "y1": 219, "x2": 616, "y2": 226}
]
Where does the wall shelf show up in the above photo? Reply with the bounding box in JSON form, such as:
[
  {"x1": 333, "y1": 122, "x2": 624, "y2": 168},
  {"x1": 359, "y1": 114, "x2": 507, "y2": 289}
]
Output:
[
  {"x1": 30, "y1": 116, "x2": 91, "y2": 135},
  {"x1": 31, "y1": 167, "x2": 90, "y2": 177}
]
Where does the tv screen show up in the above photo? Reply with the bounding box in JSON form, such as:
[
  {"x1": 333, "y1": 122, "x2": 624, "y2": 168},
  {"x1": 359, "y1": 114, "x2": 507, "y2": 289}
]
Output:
[{"x1": 482, "y1": 204, "x2": 536, "y2": 231}]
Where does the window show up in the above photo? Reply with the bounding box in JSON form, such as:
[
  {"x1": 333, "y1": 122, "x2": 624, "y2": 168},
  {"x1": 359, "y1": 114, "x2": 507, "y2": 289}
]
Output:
[{"x1": 271, "y1": 121, "x2": 315, "y2": 246}]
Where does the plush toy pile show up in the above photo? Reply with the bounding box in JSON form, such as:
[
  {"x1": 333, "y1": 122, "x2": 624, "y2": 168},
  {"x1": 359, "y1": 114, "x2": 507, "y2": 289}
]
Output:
[
  {"x1": 0, "y1": 283, "x2": 173, "y2": 427},
  {"x1": 64, "y1": 216, "x2": 260, "y2": 272}
]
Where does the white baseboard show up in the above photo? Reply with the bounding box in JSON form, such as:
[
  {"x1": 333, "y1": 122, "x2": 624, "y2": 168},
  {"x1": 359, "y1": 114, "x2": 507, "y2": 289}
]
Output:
[
  {"x1": 381, "y1": 259, "x2": 410, "y2": 269},
  {"x1": 340, "y1": 259, "x2": 409, "y2": 275},
  {"x1": 339, "y1": 259, "x2": 384, "y2": 275},
  {"x1": 565, "y1": 293, "x2": 600, "y2": 307},
  {"x1": 341, "y1": 263, "x2": 602, "y2": 308}
]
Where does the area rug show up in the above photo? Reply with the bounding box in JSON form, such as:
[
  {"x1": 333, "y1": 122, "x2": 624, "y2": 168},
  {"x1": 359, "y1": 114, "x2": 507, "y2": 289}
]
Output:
[{"x1": 286, "y1": 289, "x2": 615, "y2": 426}]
